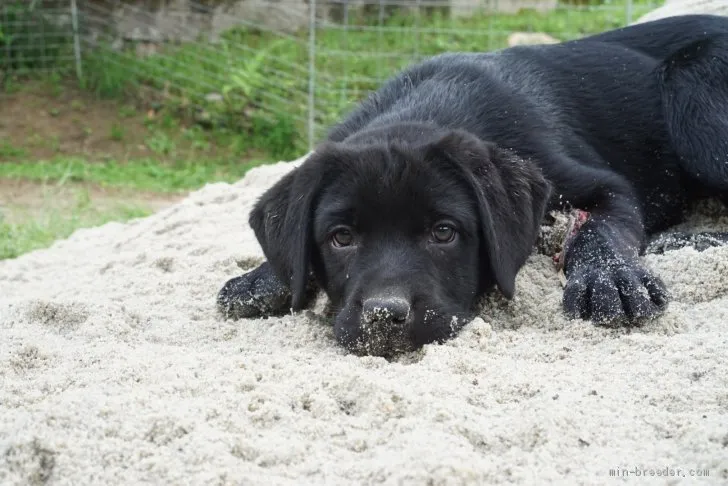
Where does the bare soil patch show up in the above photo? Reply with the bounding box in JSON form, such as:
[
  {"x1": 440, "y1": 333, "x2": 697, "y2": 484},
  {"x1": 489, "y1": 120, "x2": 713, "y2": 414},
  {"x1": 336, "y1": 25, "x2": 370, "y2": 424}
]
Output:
[{"x1": 0, "y1": 81, "x2": 158, "y2": 161}]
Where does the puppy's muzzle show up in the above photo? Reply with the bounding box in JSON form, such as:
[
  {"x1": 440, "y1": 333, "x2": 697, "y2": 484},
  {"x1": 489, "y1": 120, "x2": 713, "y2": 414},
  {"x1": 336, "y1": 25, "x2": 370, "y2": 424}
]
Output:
[
  {"x1": 361, "y1": 296, "x2": 411, "y2": 327},
  {"x1": 354, "y1": 295, "x2": 415, "y2": 356}
]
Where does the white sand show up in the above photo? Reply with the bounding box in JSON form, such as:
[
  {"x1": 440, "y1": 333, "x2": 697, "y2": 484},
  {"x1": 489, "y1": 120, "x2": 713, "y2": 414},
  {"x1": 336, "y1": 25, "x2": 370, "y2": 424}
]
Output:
[
  {"x1": 634, "y1": 0, "x2": 728, "y2": 25},
  {"x1": 2, "y1": 157, "x2": 727, "y2": 485}
]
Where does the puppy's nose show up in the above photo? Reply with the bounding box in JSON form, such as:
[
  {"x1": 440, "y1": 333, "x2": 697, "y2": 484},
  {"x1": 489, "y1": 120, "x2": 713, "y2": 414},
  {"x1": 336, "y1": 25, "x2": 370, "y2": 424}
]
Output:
[{"x1": 361, "y1": 297, "x2": 411, "y2": 325}]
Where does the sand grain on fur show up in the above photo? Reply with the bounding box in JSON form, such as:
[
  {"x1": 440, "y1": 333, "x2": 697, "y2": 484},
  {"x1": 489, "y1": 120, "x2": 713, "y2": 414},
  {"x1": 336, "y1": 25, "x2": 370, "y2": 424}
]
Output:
[{"x1": 1, "y1": 158, "x2": 727, "y2": 485}]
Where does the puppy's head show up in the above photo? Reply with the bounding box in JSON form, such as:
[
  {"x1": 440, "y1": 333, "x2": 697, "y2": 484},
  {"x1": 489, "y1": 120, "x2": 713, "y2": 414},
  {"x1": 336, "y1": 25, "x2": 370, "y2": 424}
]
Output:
[{"x1": 250, "y1": 128, "x2": 551, "y2": 356}]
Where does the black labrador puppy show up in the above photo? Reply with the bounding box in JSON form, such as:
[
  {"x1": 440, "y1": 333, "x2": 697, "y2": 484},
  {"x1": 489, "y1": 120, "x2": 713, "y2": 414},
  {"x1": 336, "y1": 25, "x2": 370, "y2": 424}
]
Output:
[{"x1": 218, "y1": 14, "x2": 728, "y2": 356}]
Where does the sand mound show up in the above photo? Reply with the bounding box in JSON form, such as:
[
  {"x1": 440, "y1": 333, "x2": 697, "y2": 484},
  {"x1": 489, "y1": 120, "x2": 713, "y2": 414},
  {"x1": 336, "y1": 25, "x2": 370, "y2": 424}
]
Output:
[
  {"x1": 634, "y1": 0, "x2": 728, "y2": 25},
  {"x1": 2, "y1": 158, "x2": 727, "y2": 485}
]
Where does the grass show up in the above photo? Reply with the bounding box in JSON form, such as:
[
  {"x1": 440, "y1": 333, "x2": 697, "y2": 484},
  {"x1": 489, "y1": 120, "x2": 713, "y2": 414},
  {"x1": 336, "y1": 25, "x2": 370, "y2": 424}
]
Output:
[
  {"x1": 0, "y1": 187, "x2": 151, "y2": 260},
  {"x1": 0, "y1": 141, "x2": 28, "y2": 159},
  {"x1": 2, "y1": 0, "x2": 662, "y2": 158},
  {"x1": 0, "y1": 0, "x2": 664, "y2": 260},
  {"x1": 75, "y1": 0, "x2": 662, "y2": 153},
  {"x1": 0, "y1": 156, "x2": 265, "y2": 193},
  {"x1": 0, "y1": 152, "x2": 266, "y2": 261},
  {"x1": 0, "y1": 147, "x2": 270, "y2": 259}
]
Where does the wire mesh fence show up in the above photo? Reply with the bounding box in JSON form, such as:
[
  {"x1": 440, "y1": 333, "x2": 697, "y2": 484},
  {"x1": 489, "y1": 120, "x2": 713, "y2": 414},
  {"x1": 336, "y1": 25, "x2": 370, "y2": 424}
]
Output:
[
  {"x1": 1, "y1": 0, "x2": 665, "y2": 152},
  {"x1": 0, "y1": 1, "x2": 78, "y2": 75}
]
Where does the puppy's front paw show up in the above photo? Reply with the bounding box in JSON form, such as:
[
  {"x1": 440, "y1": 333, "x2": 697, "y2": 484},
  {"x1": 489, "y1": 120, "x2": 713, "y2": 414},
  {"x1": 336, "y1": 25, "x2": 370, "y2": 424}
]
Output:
[
  {"x1": 563, "y1": 263, "x2": 669, "y2": 324},
  {"x1": 217, "y1": 262, "x2": 292, "y2": 319}
]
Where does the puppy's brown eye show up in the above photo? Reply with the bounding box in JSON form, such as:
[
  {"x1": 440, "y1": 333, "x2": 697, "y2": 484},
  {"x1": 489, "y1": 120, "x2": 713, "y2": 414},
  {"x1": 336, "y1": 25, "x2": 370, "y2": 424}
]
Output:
[
  {"x1": 331, "y1": 228, "x2": 354, "y2": 248},
  {"x1": 432, "y1": 223, "x2": 456, "y2": 243}
]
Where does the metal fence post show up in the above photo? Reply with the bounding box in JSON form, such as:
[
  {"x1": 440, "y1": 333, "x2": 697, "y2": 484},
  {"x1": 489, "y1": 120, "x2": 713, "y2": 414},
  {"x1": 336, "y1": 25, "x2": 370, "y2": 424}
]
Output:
[
  {"x1": 307, "y1": 0, "x2": 317, "y2": 151},
  {"x1": 625, "y1": 0, "x2": 633, "y2": 25},
  {"x1": 70, "y1": 0, "x2": 83, "y2": 80},
  {"x1": 3, "y1": 5, "x2": 10, "y2": 70}
]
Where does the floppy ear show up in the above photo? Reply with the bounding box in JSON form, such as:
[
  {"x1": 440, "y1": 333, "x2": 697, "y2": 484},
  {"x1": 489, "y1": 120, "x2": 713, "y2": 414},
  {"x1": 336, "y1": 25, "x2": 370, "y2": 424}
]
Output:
[
  {"x1": 248, "y1": 154, "x2": 328, "y2": 310},
  {"x1": 426, "y1": 130, "x2": 552, "y2": 298}
]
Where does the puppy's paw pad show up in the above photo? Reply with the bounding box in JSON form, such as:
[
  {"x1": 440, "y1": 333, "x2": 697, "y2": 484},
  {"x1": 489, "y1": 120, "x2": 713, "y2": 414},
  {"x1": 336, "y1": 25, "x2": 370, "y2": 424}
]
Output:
[
  {"x1": 563, "y1": 263, "x2": 669, "y2": 324},
  {"x1": 217, "y1": 263, "x2": 291, "y2": 319}
]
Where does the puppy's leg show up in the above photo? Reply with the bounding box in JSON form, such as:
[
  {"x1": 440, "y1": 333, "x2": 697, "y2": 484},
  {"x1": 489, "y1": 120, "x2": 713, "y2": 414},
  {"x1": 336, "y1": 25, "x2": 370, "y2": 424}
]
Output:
[
  {"x1": 556, "y1": 168, "x2": 669, "y2": 324},
  {"x1": 659, "y1": 35, "x2": 728, "y2": 192},
  {"x1": 217, "y1": 262, "x2": 318, "y2": 319}
]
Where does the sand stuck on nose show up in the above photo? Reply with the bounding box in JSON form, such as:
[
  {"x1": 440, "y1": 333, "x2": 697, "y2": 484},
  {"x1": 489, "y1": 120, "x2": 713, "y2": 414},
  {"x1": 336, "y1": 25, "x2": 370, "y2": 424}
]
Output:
[{"x1": 1, "y1": 156, "x2": 727, "y2": 485}]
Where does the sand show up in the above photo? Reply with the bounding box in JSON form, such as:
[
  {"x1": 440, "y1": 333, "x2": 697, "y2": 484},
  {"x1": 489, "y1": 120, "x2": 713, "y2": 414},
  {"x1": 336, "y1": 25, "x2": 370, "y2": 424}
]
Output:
[
  {"x1": 1, "y1": 156, "x2": 727, "y2": 485},
  {"x1": 635, "y1": 0, "x2": 728, "y2": 25}
]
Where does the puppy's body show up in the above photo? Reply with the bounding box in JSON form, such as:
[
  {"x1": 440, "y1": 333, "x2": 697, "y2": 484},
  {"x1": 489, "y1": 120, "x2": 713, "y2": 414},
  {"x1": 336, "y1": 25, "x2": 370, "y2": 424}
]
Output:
[
  {"x1": 219, "y1": 15, "x2": 728, "y2": 356},
  {"x1": 330, "y1": 47, "x2": 685, "y2": 233}
]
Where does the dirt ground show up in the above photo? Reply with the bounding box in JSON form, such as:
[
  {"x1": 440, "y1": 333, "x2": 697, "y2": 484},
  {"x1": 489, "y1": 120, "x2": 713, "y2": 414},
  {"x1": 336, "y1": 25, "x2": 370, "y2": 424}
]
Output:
[
  {"x1": 0, "y1": 82, "x2": 188, "y2": 222},
  {"x1": 0, "y1": 81, "x2": 159, "y2": 161}
]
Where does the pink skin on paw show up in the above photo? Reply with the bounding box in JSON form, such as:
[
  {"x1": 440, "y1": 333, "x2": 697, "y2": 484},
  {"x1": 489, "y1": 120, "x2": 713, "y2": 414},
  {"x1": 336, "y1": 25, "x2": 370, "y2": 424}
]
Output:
[{"x1": 553, "y1": 209, "x2": 591, "y2": 270}]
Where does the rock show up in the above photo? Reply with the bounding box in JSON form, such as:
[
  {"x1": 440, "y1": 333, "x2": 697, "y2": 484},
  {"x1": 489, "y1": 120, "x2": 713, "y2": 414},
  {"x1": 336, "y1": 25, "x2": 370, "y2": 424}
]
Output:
[
  {"x1": 452, "y1": 0, "x2": 557, "y2": 17},
  {"x1": 77, "y1": 0, "x2": 562, "y2": 42},
  {"x1": 204, "y1": 93, "x2": 224, "y2": 103},
  {"x1": 135, "y1": 42, "x2": 159, "y2": 58},
  {"x1": 507, "y1": 32, "x2": 560, "y2": 47}
]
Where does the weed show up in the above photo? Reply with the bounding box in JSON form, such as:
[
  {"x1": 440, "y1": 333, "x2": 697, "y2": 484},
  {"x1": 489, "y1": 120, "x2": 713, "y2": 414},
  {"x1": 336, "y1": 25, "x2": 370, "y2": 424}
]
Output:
[
  {"x1": 183, "y1": 126, "x2": 212, "y2": 152},
  {"x1": 48, "y1": 135, "x2": 61, "y2": 153},
  {"x1": 25, "y1": 134, "x2": 44, "y2": 148},
  {"x1": 158, "y1": 114, "x2": 179, "y2": 130},
  {"x1": 250, "y1": 113, "x2": 299, "y2": 160},
  {"x1": 70, "y1": 100, "x2": 86, "y2": 111},
  {"x1": 0, "y1": 1, "x2": 73, "y2": 73},
  {"x1": 25, "y1": 133, "x2": 61, "y2": 152},
  {"x1": 118, "y1": 105, "x2": 138, "y2": 118},
  {"x1": 73, "y1": 0, "x2": 659, "y2": 157},
  {"x1": 109, "y1": 123, "x2": 126, "y2": 141},
  {"x1": 0, "y1": 1, "x2": 665, "y2": 260},
  {"x1": 73, "y1": 187, "x2": 92, "y2": 209},
  {"x1": 0, "y1": 141, "x2": 27, "y2": 159},
  {"x1": 44, "y1": 72, "x2": 64, "y2": 98},
  {"x1": 145, "y1": 131, "x2": 176, "y2": 156}
]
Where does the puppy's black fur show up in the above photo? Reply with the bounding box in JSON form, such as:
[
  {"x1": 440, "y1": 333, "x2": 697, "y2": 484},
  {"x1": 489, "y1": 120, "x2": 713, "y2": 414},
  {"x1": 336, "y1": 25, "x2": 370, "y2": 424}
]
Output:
[{"x1": 218, "y1": 15, "x2": 728, "y2": 356}]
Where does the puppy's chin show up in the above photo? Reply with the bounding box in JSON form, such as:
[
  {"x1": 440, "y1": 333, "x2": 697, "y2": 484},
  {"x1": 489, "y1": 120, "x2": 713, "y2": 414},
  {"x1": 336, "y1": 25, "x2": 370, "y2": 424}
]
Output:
[{"x1": 332, "y1": 304, "x2": 473, "y2": 358}]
